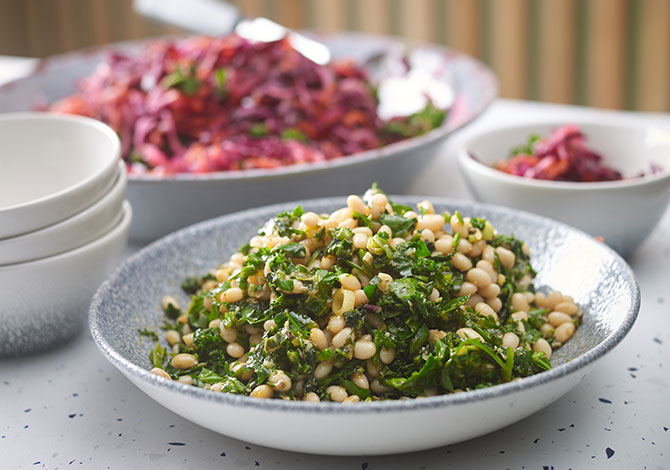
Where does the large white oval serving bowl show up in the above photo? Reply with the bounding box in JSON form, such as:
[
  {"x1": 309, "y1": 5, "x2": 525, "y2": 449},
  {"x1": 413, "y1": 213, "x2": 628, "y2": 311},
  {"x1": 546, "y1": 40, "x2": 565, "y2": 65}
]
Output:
[
  {"x1": 0, "y1": 201, "x2": 131, "y2": 356},
  {"x1": 0, "y1": 113, "x2": 120, "y2": 239},
  {"x1": 457, "y1": 119, "x2": 670, "y2": 256},
  {"x1": 0, "y1": 161, "x2": 126, "y2": 265},
  {"x1": 0, "y1": 32, "x2": 497, "y2": 242},
  {"x1": 89, "y1": 196, "x2": 639, "y2": 455}
]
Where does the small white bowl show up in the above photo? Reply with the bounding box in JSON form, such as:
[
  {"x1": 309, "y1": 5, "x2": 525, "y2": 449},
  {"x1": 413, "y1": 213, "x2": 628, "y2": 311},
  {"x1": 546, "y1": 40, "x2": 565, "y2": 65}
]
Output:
[
  {"x1": 0, "y1": 112, "x2": 120, "y2": 238},
  {"x1": 458, "y1": 120, "x2": 670, "y2": 255},
  {"x1": 0, "y1": 201, "x2": 131, "y2": 356},
  {"x1": 0, "y1": 161, "x2": 126, "y2": 265}
]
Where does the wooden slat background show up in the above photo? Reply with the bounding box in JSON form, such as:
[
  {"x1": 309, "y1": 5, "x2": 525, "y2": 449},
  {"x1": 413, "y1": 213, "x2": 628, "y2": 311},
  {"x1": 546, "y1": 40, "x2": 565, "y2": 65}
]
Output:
[{"x1": 0, "y1": 0, "x2": 667, "y2": 112}]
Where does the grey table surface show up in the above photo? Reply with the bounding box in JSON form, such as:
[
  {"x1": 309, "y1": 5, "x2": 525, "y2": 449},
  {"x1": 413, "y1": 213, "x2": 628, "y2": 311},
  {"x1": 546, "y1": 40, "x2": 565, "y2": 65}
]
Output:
[{"x1": 1, "y1": 97, "x2": 669, "y2": 469}]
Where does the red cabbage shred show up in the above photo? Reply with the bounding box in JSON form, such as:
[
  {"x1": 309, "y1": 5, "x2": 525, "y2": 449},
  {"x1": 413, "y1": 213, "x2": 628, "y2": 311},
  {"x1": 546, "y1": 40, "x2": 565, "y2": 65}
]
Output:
[
  {"x1": 49, "y1": 34, "x2": 444, "y2": 175},
  {"x1": 495, "y1": 124, "x2": 624, "y2": 182}
]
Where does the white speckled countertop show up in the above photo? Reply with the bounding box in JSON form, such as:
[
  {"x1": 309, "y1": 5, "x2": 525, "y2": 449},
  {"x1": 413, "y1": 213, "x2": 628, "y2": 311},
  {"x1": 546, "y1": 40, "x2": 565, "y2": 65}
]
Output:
[{"x1": 0, "y1": 68, "x2": 668, "y2": 470}]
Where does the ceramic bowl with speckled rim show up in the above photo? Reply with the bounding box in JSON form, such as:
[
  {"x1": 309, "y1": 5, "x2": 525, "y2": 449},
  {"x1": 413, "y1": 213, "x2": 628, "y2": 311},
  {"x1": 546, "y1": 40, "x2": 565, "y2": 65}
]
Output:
[{"x1": 89, "y1": 196, "x2": 639, "y2": 455}]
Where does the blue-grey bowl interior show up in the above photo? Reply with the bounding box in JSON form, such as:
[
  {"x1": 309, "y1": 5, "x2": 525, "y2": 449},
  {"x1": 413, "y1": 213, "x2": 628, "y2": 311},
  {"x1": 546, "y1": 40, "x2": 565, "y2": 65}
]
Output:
[{"x1": 89, "y1": 195, "x2": 640, "y2": 414}]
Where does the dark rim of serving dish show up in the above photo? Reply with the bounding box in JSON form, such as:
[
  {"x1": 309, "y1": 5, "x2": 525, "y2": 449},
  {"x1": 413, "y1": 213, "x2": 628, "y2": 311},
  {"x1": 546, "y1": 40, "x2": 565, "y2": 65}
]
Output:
[
  {"x1": 89, "y1": 195, "x2": 640, "y2": 415},
  {"x1": 0, "y1": 31, "x2": 497, "y2": 183}
]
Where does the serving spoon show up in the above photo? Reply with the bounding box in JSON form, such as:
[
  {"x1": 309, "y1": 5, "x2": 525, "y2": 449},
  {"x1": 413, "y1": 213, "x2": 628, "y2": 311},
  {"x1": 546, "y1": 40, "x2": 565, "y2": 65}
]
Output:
[{"x1": 133, "y1": 0, "x2": 331, "y2": 65}]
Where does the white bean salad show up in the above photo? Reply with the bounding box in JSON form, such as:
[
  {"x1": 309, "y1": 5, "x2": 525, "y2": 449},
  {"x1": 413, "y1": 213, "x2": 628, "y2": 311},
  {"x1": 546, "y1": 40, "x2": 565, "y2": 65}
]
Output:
[{"x1": 143, "y1": 186, "x2": 581, "y2": 401}]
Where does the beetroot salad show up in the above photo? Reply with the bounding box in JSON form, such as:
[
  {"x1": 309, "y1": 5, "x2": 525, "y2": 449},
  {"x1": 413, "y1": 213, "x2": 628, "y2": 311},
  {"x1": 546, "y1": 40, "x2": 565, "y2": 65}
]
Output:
[
  {"x1": 49, "y1": 34, "x2": 447, "y2": 176},
  {"x1": 494, "y1": 124, "x2": 624, "y2": 182}
]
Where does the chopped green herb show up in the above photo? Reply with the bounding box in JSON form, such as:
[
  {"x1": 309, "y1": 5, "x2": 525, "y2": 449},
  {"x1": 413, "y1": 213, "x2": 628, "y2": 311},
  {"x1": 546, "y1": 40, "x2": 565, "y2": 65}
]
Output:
[{"x1": 144, "y1": 186, "x2": 580, "y2": 402}]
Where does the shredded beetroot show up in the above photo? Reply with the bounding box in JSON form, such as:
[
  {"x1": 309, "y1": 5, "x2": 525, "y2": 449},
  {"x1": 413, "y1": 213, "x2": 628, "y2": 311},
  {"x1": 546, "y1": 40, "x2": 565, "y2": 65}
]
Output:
[
  {"x1": 49, "y1": 34, "x2": 444, "y2": 175},
  {"x1": 494, "y1": 125, "x2": 624, "y2": 182}
]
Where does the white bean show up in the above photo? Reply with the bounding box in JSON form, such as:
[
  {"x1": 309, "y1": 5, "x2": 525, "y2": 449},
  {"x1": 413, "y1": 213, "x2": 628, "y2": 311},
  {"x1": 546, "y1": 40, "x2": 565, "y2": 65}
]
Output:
[
  {"x1": 502, "y1": 332, "x2": 520, "y2": 349},
  {"x1": 151, "y1": 367, "x2": 171, "y2": 380},
  {"x1": 555, "y1": 301, "x2": 579, "y2": 315},
  {"x1": 379, "y1": 346, "x2": 395, "y2": 364},
  {"x1": 554, "y1": 321, "x2": 575, "y2": 343},
  {"x1": 171, "y1": 354, "x2": 197, "y2": 370},
  {"x1": 467, "y1": 268, "x2": 492, "y2": 288},
  {"x1": 310, "y1": 328, "x2": 328, "y2": 350},
  {"x1": 347, "y1": 195, "x2": 367, "y2": 214},
  {"x1": 548, "y1": 311, "x2": 572, "y2": 327},
  {"x1": 326, "y1": 385, "x2": 348, "y2": 402},
  {"x1": 339, "y1": 274, "x2": 361, "y2": 291},
  {"x1": 250, "y1": 384, "x2": 273, "y2": 399},
  {"x1": 353, "y1": 341, "x2": 376, "y2": 360},
  {"x1": 533, "y1": 338, "x2": 552, "y2": 359},
  {"x1": 456, "y1": 328, "x2": 483, "y2": 341},
  {"x1": 332, "y1": 327, "x2": 353, "y2": 349},
  {"x1": 314, "y1": 361, "x2": 333, "y2": 379}
]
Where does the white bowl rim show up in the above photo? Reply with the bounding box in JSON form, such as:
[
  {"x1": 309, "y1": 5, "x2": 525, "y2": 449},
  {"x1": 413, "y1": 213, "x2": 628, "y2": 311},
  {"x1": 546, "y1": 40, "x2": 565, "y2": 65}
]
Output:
[
  {"x1": 0, "y1": 161, "x2": 127, "y2": 265},
  {"x1": 459, "y1": 119, "x2": 670, "y2": 191},
  {"x1": 89, "y1": 195, "x2": 640, "y2": 415},
  {"x1": 0, "y1": 112, "x2": 121, "y2": 213},
  {"x1": 0, "y1": 200, "x2": 131, "y2": 270}
]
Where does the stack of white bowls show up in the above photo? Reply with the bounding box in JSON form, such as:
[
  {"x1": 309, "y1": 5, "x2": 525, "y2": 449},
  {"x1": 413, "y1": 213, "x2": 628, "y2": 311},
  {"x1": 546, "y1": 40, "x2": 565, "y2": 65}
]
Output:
[{"x1": 0, "y1": 113, "x2": 132, "y2": 356}]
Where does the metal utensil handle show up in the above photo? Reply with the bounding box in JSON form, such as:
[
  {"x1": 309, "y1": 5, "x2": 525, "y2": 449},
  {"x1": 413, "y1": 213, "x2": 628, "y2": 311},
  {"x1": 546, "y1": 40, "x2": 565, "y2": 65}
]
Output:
[{"x1": 133, "y1": 0, "x2": 242, "y2": 36}]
